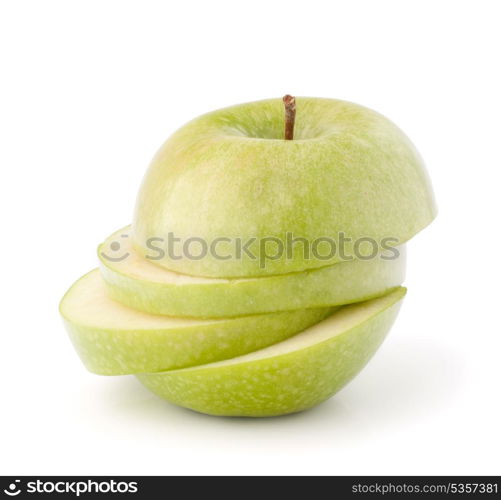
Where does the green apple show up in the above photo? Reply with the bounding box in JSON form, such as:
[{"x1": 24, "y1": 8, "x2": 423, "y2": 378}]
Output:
[
  {"x1": 137, "y1": 287, "x2": 405, "y2": 417},
  {"x1": 133, "y1": 97, "x2": 436, "y2": 278},
  {"x1": 99, "y1": 226, "x2": 406, "y2": 318},
  {"x1": 60, "y1": 269, "x2": 334, "y2": 375}
]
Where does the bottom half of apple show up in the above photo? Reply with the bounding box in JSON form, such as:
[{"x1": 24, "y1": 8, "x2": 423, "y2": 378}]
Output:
[{"x1": 137, "y1": 287, "x2": 405, "y2": 417}]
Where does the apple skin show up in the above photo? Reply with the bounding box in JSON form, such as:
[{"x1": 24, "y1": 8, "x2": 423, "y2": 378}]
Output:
[
  {"x1": 136, "y1": 288, "x2": 405, "y2": 417},
  {"x1": 99, "y1": 226, "x2": 406, "y2": 318},
  {"x1": 133, "y1": 97, "x2": 436, "y2": 278},
  {"x1": 60, "y1": 270, "x2": 334, "y2": 375}
]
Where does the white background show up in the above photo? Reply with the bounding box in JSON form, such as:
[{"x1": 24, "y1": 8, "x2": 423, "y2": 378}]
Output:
[{"x1": 1, "y1": 0, "x2": 500, "y2": 476}]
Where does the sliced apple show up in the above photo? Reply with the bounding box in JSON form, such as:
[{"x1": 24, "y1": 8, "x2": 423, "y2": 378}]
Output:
[
  {"x1": 99, "y1": 226, "x2": 406, "y2": 318},
  {"x1": 60, "y1": 269, "x2": 334, "y2": 375},
  {"x1": 136, "y1": 287, "x2": 405, "y2": 417}
]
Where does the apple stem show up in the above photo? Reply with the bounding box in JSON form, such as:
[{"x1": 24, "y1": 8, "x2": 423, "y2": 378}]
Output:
[{"x1": 283, "y1": 95, "x2": 296, "y2": 140}]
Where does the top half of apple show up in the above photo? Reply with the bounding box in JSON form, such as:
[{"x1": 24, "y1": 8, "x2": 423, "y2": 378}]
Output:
[{"x1": 132, "y1": 97, "x2": 436, "y2": 278}]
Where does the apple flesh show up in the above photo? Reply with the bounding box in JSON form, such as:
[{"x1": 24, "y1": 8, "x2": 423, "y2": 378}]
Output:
[
  {"x1": 137, "y1": 287, "x2": 405, "y2": 417},
  {"x1": 99, "y1": 226, "x2": 406, "y2": 318},
  {"x1": 60, "y1": 269, "x2": 334, "y2": 375},
  {"x1": 133, "y1": 97, "x2": 436, "y2": 278}
]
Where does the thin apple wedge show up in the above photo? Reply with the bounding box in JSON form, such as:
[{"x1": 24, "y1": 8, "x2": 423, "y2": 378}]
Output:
[
  {"x1": 60, "y1": 270, "x2": 334, "y2": 375},
  {"x1": 99, "y1": 226, "x2": 406, "y2": 318},
  {"x1": 137, "y1": 287, "x2": 406, "y2": 417}
]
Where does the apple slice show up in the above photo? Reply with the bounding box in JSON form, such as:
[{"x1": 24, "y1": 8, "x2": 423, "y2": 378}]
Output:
[
  {"x1": 137, "y1": 287, "x2": 406, "y2": 417},
  {"x1": 99, "y1": 226, "x2": 406, "y2": 318},
  {"x1": 60, "y1": 269, "x2": 334, "y2": 375}
]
